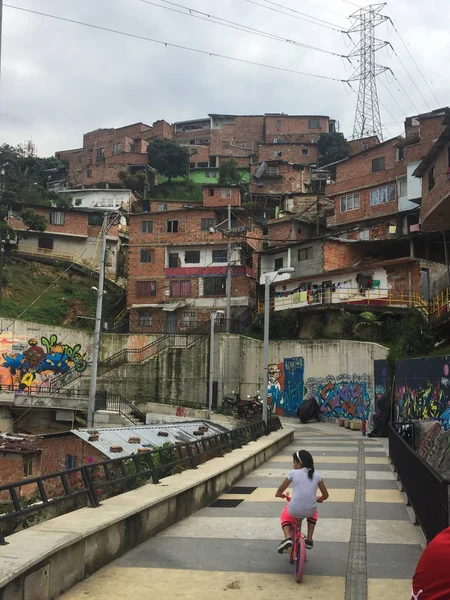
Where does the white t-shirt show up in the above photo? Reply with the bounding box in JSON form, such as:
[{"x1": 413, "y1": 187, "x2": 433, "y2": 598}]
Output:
[{"x1": 287, "y1": 467, "x2": 321, "y2": 518}]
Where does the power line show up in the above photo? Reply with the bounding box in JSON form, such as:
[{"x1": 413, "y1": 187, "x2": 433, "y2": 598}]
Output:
[
  {"x1": 387, "y1": 13, "x2": 441, "y2": 108},
  {"x1": 243, "y1": 0, "x2": 345, "y2": 32},
  {"x1": 139, "y1": 0, "x2": 348, "y2": 59},
  {"x1": 291, "y1": 0, "x2": 349, "y2": 21},
  {"x1": 389, "y1": 45, "x2": 431, "y2": 112},
  {"x1": 377, "y1": 77, "x2": 407, "y2": 124},
  {"x1": 4, "y1": 4, "x2": 346, "y2": 83}
]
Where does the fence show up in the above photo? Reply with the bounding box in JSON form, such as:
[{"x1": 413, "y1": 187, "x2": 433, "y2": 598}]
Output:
[
  {"x1": 388, "y1": 423, "x2": 449, "y2": 542},
  {"x1": 0, "y1": 417, "x2": 282, "y2": 544}
]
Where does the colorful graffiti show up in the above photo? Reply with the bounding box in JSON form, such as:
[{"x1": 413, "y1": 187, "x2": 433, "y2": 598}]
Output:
[
  {"x1": 0, "y1": 334, "x2": 87, "y2": 391},
  {"x1": 305, "y1": 374, "x2": 371, "y2": 421},
  {"x1": 268, "y1": 357, "x2": 304, "y2": 418},
  {"x1": 394, "y1": 357, "x2": 450, "y2": 431}
]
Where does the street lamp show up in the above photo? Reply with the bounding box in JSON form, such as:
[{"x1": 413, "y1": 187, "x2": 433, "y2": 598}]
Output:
[
  {"x1": 262, "y1": 267, "x2": 294, "y2": 427},
  {"x1": 208, "y1": 310, "x2": 225, "y2": 419}
]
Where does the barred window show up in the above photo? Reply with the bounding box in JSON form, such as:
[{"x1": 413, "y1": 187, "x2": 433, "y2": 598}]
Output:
[
  {"x1": 141, "y1": 221, "x2": 153, "y2": 233},
  {"x1": 370, "y1": 184, "x2": 395, "y2": 206},
  {"x1": 49, "y1": 211, "x2": 64, "y2": 225},
  {"x1": 138, "y1": 311, "x2": 152, "y2": 327},
  {"x1": 136, "y1": 280, "x2": 156, "y2": 297},
  {"x1": 204, "y1": 276, "x2": 226, "y2": 296},
  {"x1": 185, "y1": 251, "x2": 200, "y2": 264},
  {"x1": 140, "y1": 249, "x2": 154, "y2": 263},
  {"x1": 170, "y1": 280, "x2": 192, "y2": 297},
  {"x1": 212, "y1": 249, "x2": 227, "y2": 263}
]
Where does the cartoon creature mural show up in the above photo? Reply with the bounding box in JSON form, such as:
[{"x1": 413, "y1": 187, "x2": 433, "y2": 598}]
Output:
[
  {"x1": 267, "y1": 358, "x2": 304, "y2": 418},
  {"x1": 306, "y1": 374, "x2": 371, "y2": 421},
  {"x1": 0, "y1": 334, "x2": 88, "y2": 391}
]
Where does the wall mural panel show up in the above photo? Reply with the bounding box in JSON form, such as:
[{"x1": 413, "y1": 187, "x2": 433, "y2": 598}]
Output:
[
  {"x1": 394, "y1": 357, "x2": 450, "y2": 431},
  {"x1": 267, "y1": 355, "x2": 371, "y2": 421},
  {"x1": 0, "y1": 333, "x2": 88, "y2": 391}
]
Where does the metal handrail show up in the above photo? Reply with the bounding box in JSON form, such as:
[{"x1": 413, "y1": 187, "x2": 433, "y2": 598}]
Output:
[{"x1": 0, "y1": 417, "x2": 282, "y2": 543}]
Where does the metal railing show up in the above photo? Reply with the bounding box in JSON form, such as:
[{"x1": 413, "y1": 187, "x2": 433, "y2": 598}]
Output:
[
  {"x1": 429, "y1": 287, "x2": 450, "y2": 320},
  {"x1": 0, "y1": 417, "x2": 282, "y2": 543},
  {"x1": 13, "y1": 245, "x2": 124, "y2": 288},
  {"x1": 388, "y1": 422, "x2": 449, "y2": 542},
  {"x1": 95, "y1": 393, "x2": 146, "y2": 425},
  {"x1": 257, "y1": 288, "x2": 428, "y2": 314}
]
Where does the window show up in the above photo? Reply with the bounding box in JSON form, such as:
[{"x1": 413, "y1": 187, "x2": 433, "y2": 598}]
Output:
[
  {"x1": 189, "y1": 162, "x2": 196, "y2": 169},
  {"x1": 136, "y1": 280, "x2": 156, "y2": 297},
  {"x1": 396, "y1": 147, "x2": 404, "y2": 162},
  {"x1": 205, "y1": 171, "x2": 217, "y2": 178},
  {"x1": 112, "y1": 142, "x2": 121, "y2": 155},
  {"x1": 38, "y1": 238, "x2": 53, "y2": 251},
  {"x1": 49, "y1": 211, "x2": 64, "y2": 225},
  {"x1": 276, "y1": 119, "x2": 282, "y2": 131},
  {"x1": 298, "y1": 247, "x2": 313, "y2": 261},
  {"x1": 170, "y1": 280, "x2": 192, "y2": 297},
  {"x1": 301, "y1": 148, "x2": 309, "y2": 156},
  {"x1": 201, "y1": 217, "x2": 215, "y2": 230},
  {"x1": 340, "y1": 193, "x2": 360, "y2": 213},
  {"x1": 222, "y1": 141, "x2": 230, "y2": 149},
  {"x1": 362, "y1": 143, "x2": 369, "y2": 151},
  {"x1": 158, "y1": 203, "x2": 168, "y2": 211},
  {"x1": 191, "y1": 149, "x2": 198, "y2": 155},
  {"x1": 274, "y1": 151, "x2": 282, "y2": 157},
  {"x1": 129, "y1": 143, "x2": 137, "y2": 153},
  {"x1": 182, "y1": 310, "x2": 197, "y2": 326},
  {"x1": 141, "y1": 221, "x2": 153, "y2": 233},
  {"x1": 273, "y1": 138, "x2": 283, "y2": 144},
  {"x1": 23, "y1": 457, "x2": 33, "y2": 478},
  {"x1": 235, "y1": 141, "x2": 246, "y2": 148},
  {"x1": 212, "y1": 249, "x2": 227, "y2": 263},
  {"x1": 221, "y1": 188, "x2": 232, "y2": 199},
  {"x1": 88, "y1": 214, "x2": 103, "y2": 226},
  {"x1": 198, "y1": 161, "x2": 208, "y2": 168},
  {"x1": 274, "y1": 257, "x2": 284, "y2": 270},
  {"x1": 168, "y1": 253, "x2": 179, "y2": 268},
  {"x1": 140, "y1": 249, "x2": 154, "y2": 263},
  {"x1": 266, "y1": 166, "x2": 279, "y2": 176},
  {"x1": 428, "y1": 167, "x2": 435, "y2": 191},
  {"x1": 358, "y1": 229, "x2": 370, "y2": 241},
  {"x1": 167, "y1": 220, "x2": 179, "y2": 233},
  {"x1": 87, "y1": 169, "x2": 92, "y2": 178},
  {"x1": 138, "y1": 311, "x2": 152, "y2": 327},
  {"x1": 372, "y1": 157, "x2": 385, "y2": 172},
  {"x1": 208, "y1": 188, "x2": 214, "y2": 197},
  {"x1": 370, "y1": 184, "x2": 396, "y2": 206},
  {"x1": 308, "y1": 119, "x2": 320, "y2": 129},
  {"x1": 185, "y1": 250, "x2": 200, "y2": 263},
  {"x1": 142, "y1": 202, "x2": 150, "y2": 213},
  {"x1": 398, "y1": 176, "x2": 407, "y2": 198},
  {"x1": 75, "y1": 154, "x2": 82, "y2": 164},
  {"x1": 96, "y1": 147, "x2": 105, "y2": 163},
  {"x1": 75, "y1": 198, "x2": 82, "y2": 206},
  {"x1": 204, "y1": 276, "x2": 227, "y2": 296},
  {"x1": 65, "y1": 455, "x2": 77, "y2": 470}
]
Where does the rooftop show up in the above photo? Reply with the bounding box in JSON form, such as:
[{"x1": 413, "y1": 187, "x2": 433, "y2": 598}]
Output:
[{"x1": 0, "y1": 434, "x2": 42, "y2": 455}]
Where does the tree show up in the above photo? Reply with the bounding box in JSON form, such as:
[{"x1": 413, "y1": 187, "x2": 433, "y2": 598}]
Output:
[
  {"x1": 219, "y1": 158, "x2": 242, "y2": 186},
  {"x1": 147, "y1": 138, "x2": 189, "y2": 182},
  {"x1": 317, "y1": 132, "x2": 349, "y2": 169}
]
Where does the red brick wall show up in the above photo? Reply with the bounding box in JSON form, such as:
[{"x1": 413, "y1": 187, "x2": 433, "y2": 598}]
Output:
[
  {"x1": 203, "y1": 187, "x2": 241, "y2": 207},
  {"x1": 323, "y1": 240, "x2": 364, "y2": 271},
  {"x1": 258, "y1": 143, "x2": 318, "y2": 164},
  {"x1": 250, "y1": 163, "x2": 305, "y2": 194},
  {"x1": 12, "y1": 207, "x2": 119, "y2": 238},
  {"x1": 404, "y1": 116, "x2": 447, "y2": 164},
  {"x1": 386, "y1": 262, "x2": 420, "y2": 294},
  {"x1": 0, "y1": 453, "x2": 41, "y2": 501},
  {"x1": 348, "y1": 136, "x2": 380, "y2": 156},
  {"x1": 420, "y1": 140, "x2": 450, "y2": 223},
  {"x1": 267, "y1": 220, "x2": 304, "y2": 246},
  {"x1": 264, "y1": 115, "x2": 329, "y2": 140},
  {"x1": 189, "y1": 145, "x2": 211, "y2": 165},
  {"x1": 41, "y1": 436, "x2": 106, "y2": 476},
  {"x1": 210, "y1": 117, "x2": 265, "y2": 159}
]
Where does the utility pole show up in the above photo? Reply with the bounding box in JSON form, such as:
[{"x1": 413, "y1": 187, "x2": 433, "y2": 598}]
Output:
[
  {"x1": 225, "y1": 204, "x2": 232, "y2": 333},
  {"x1": 0, "y1": 0, "x2": 3, "y2": 81},
  {"x1": 0, "y1": 239, "x2": 5, "y2": 307},
  {"x1": 87, "y1": 214, "x2": 108, "y2": 429},
  {"x1": 316, "y1": 180, "x2": 320, "y2": 236}
]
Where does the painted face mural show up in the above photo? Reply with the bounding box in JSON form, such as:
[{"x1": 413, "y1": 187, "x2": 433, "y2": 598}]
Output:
[
  {"x1": 0, "y1": 334, "x2": 88, "y2": 391},
  {"x1": 267, "y1": 358, "x2": 304, "y2": 418}
]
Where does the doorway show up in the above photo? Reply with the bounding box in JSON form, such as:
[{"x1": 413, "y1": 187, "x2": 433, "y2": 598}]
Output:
[{"x1": 165, "y1": 311, "x2": 178, "y2": 334}]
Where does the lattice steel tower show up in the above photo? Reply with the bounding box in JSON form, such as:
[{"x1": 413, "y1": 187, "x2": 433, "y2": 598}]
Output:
[{"x1": 347, "y1": 4, "x2": 389, "y2": 140}]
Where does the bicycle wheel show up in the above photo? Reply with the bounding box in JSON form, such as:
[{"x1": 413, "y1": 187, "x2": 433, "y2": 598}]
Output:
[{"x1": 294, "y1": 536, "x2": 306, "y2": 583}]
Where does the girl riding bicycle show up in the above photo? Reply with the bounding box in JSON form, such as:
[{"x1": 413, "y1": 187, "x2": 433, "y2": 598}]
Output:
[{"x1": 275, "y1": 450, "x2": 329, "y2": 553}]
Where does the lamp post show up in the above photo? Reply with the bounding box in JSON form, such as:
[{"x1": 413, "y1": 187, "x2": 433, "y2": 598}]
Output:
[
  {"x1": 262, "y1": 267, "x2": 294, "y2": 427},
  {"x1": 208, "y1": 309, "x2": 224, "y2": 419}
]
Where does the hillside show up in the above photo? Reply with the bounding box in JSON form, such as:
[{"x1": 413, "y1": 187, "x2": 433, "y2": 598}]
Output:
[{"x1": 0, "y1": 257, "x2": 121, "y2": 329}]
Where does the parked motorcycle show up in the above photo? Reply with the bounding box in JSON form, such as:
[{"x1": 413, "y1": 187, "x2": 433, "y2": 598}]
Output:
[{"x1": 222, "y1": 392, "x2": 263, "y2": 420}]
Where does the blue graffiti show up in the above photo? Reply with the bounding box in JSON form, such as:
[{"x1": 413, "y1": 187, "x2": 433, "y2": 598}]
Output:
[
  {"x1": 268, "y1": 357, "x2": 304, "y2": 418},
  {"x1": 441, "y1": 407, "x2": 450, "y2": 431},
  {"x1": 306, "y1": 375, "x2": 371, "y2": 421}
]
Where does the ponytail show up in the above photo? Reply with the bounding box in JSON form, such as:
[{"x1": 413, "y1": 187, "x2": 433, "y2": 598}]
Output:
[{"x1": 296, "y1": 450, "x2": 315, "y2": 480}]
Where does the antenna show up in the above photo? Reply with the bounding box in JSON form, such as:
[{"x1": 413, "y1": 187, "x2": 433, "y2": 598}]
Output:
[{"x1": 347, "y1": 3, "x2": 390, "y2": 141}]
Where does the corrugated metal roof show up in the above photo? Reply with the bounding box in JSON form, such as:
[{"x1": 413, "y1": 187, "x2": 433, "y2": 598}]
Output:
[
  {"x1": 0, "y1": 433, "x2": 42, "y2": 455},
  {"x1": 71, "y1": 421, "x2": 229, "y2": 459}
]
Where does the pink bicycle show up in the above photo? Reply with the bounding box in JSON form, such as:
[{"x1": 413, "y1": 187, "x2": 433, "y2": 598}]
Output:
[{"x1": 282, "y1": 493, "x2": 306, "y2": 583}]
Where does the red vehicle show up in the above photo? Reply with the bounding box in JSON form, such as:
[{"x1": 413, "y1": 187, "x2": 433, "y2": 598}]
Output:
[{"x1": 282, "y1": 493, "x2": 306, "y2": 583}]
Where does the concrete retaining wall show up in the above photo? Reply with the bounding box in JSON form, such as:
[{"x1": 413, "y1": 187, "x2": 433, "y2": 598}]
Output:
[{"x1": 0, "y1": 428, "x2": 293, "y2": 600}]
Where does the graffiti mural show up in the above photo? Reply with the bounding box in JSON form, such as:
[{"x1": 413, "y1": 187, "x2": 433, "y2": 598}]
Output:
[
  {"x1": 394, "y1": 357, "x2": 450, "y2": 431},
  {"x1": 268, "y1": 357, "x2": 304, "y2": 418},
  {"x1": 0, "y1": 334, "x2": 88, "y2": 391},
  {"x1": 305, "y1": 374, "x2": 371, "y2": 421}
]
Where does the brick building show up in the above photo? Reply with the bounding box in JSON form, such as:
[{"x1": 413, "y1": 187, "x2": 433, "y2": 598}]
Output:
[
  {"x1": 127, "y1": 191, "x2": 263, "y2": 333},
  {"x1": 0, "y1": 434, "x2": 42, "y2": 501},
  {"x1": 413, "y1": 114, "x2": 450, "y2": 232},
  {"x1": 56, "y1": 121, "x2": 172, "y2": 189},
  {"x1": 10, "y1": 204, "x2": 124, "y2": 277}
]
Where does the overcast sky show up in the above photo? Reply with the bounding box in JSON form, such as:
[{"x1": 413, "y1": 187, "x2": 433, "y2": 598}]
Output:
[{"x1": 0, "y1": 0, "x2": 448, "y2": 156}]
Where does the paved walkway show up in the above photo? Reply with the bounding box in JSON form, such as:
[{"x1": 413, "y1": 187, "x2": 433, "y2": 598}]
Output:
[{"x1": 61, "y1": 424, "x2": 425, "y2": 600}]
